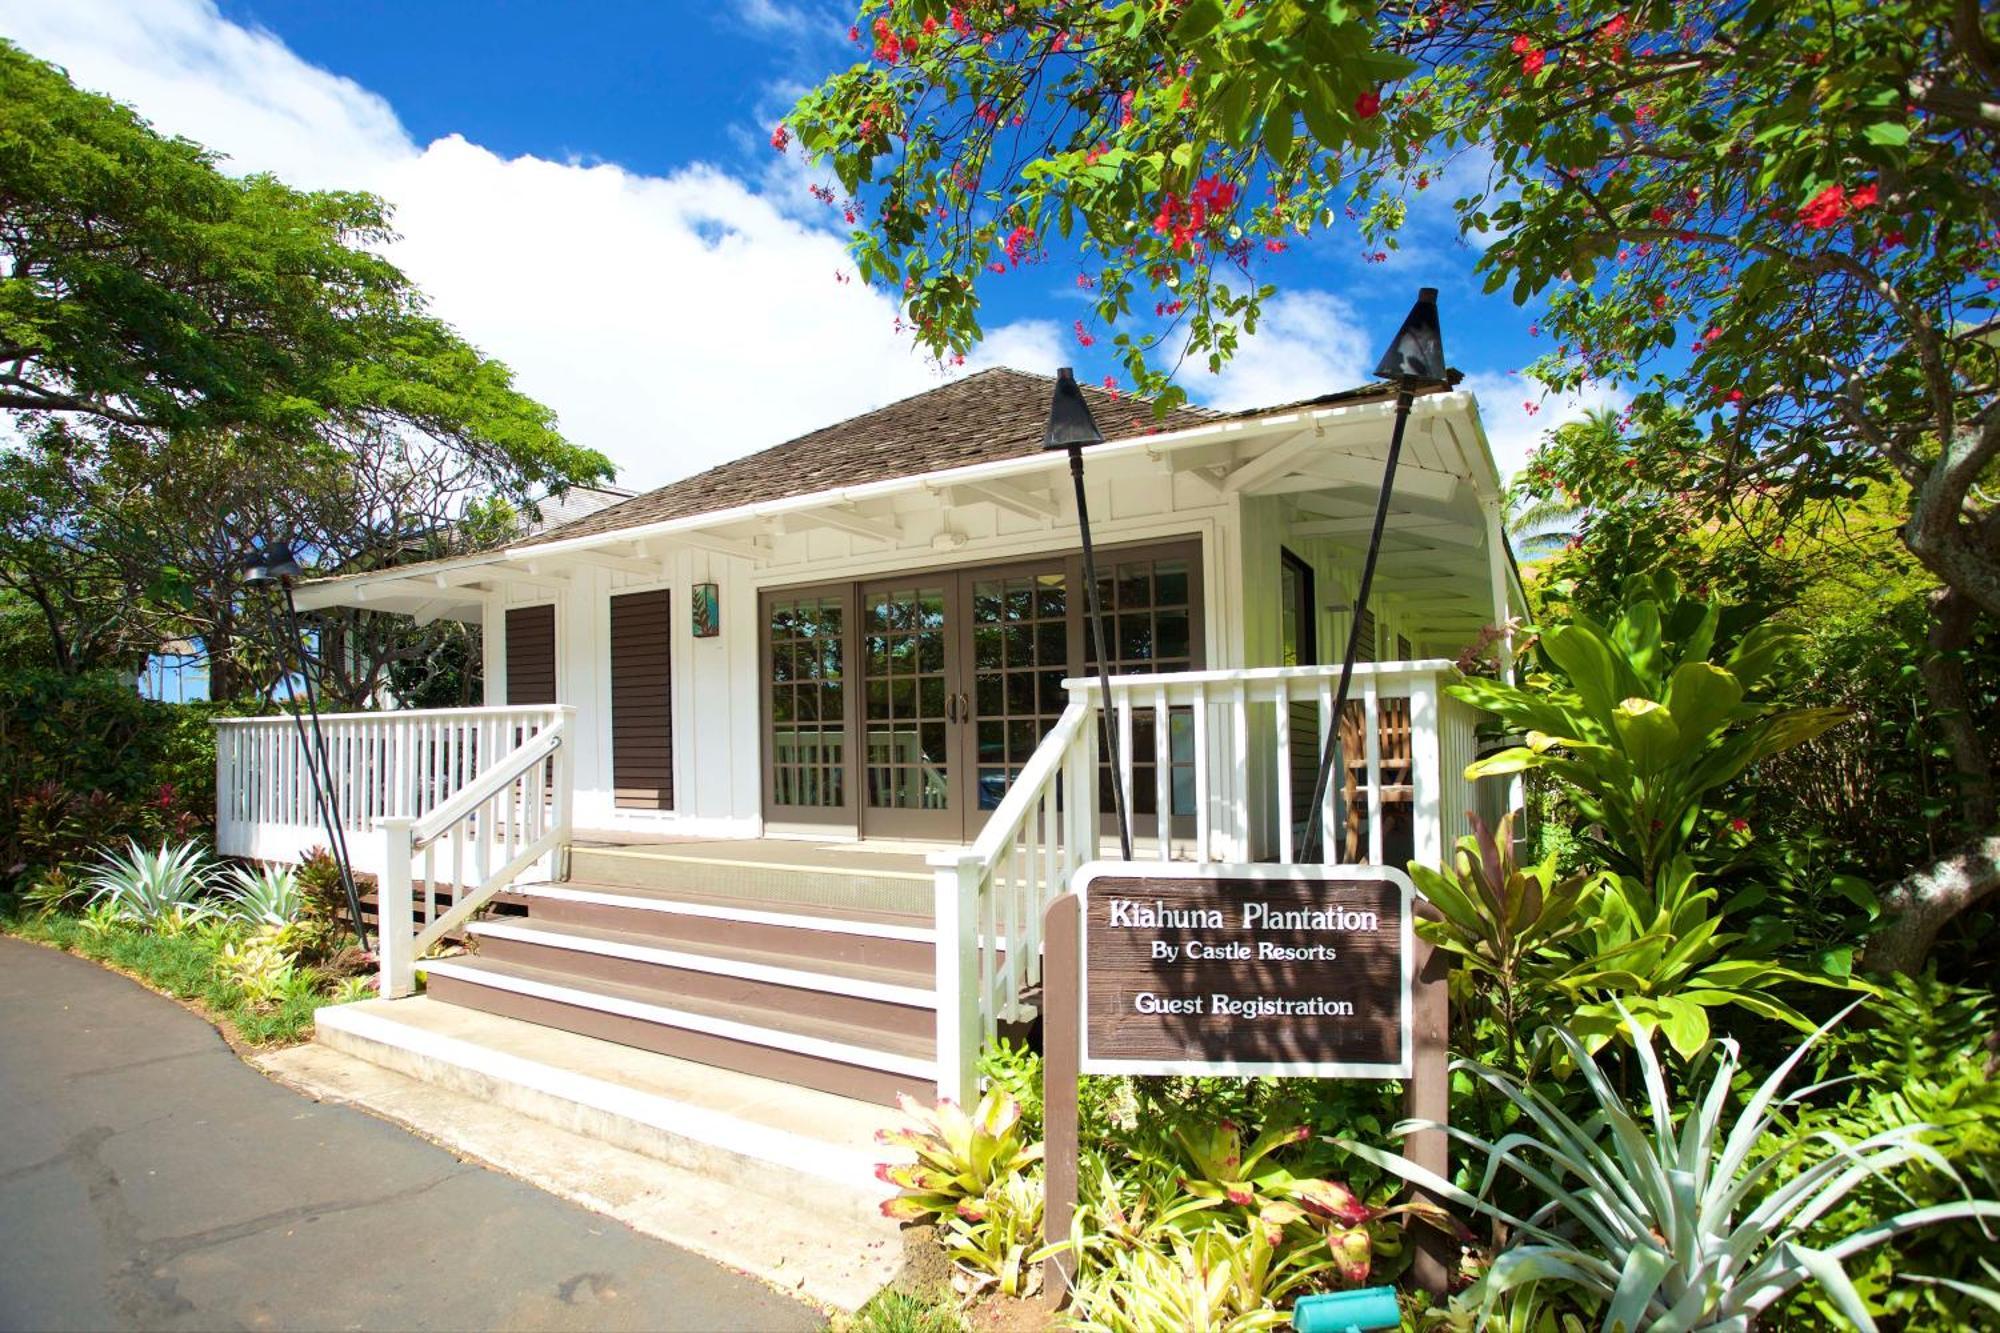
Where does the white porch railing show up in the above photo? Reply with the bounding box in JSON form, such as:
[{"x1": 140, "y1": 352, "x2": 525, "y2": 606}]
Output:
[
  {"x1": 214, "y1": 705, "x2": 570, "y2": 877},
  {"x1": 928, "y1": 661, "x2": 1488, "y2": 1103},
  {"x1": 377, "y1": 712, "x2": 573, "y2": 997}
]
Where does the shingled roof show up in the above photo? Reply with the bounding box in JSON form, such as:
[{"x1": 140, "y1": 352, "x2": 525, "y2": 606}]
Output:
[{"x1": 519, "y1": 368, "x2": 1218, "y2": 547}]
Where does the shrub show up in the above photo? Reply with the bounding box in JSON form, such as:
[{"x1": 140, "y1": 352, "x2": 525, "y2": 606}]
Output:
[{"x1": 0, "y1": 668, "x2": 219, "y2": 897}]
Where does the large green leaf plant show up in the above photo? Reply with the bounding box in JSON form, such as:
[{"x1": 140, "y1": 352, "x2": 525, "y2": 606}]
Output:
[
  {"x1": 1453, "y1": 574, "x2": 1845, "y2": 890},
  {"x1": 1441, "y1": 576, "x2": 1851, "y2": 1054}
]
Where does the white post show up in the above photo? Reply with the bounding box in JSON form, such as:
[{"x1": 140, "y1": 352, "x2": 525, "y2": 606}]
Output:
[
  {"x1": 550, "y1": 708, "x2": 575, "y2": 881},
  {"x1": 1408, "y1": 676, "x2": 1444, "y2": 870},
  {"x1": 1483, "y1": 497, "x2": 1515, "y2": 684},
  {"x1": 931, "y1": 856, "x2": 983, "y2": 1106},
  {"x1": 377, "y1": 816, "x2": 416, "y2": 998}
]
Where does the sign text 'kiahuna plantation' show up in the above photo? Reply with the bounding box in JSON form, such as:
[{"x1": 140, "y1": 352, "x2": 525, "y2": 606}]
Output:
[{"x1": 1075, "y1": 865, "x2": 1415, "y2": 1078}]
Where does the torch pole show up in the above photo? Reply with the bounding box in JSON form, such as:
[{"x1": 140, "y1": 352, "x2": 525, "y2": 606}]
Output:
[
  {"x1": 1067, "y1": 446, "x2": 1132, "y2": 861},
  {"x1": 1298, "y1": 383, "x2": 1415, "y2": 866},
  {"x1": 278, "y1": 585, "x2": 372, "y2": 950}
]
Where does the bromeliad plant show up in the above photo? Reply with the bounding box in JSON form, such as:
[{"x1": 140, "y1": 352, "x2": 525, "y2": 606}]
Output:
[
  {"x1": 1342, "y1": 1008, "x2": 2000, "y2": 1332},
  {"x1": 1065, "y1": 1217, "x2": 1336, "y2": 1333},
  {"x1": 876, "y1": 1087, "x2": 1045, "y2": 1224},
  {"x1": 1453, "y1": 574, "x2": 1845, "y2": 891}
]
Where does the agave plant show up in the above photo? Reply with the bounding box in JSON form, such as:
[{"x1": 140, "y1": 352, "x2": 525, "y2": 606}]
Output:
[
  {"x1": 85, "y1": 839, "x2": 215, "y2": 931},
  {"x1": 216, "y1": 862, "x2": 305, "y2": 929},
  {"x1": 1342, "y1": 1007, "x2": 2000, "y2": 1332},
  {"x1": 876, "y1": 1087, "x2": 1045, "y2": 1223}
]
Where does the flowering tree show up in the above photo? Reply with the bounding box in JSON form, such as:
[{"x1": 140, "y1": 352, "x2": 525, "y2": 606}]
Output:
[{"x1": 786, "y1": 0, "x2": 2000, "y2": 970}]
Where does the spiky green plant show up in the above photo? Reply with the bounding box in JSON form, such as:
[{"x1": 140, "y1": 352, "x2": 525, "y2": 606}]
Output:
[
  {"x1": 216, "y1": 862, "x2": 304, "y2": 929},
  {"x1": 85, "y1": 839, "x2": 215, "y2": 930},
  {"x1": 1343, "y1": 1007, "x2": 2000, "y2": 1332}
]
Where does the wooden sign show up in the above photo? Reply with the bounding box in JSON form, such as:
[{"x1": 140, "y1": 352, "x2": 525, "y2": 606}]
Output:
[
  {"x1": 1075, "y1": 864, "x2": 1414, "y2": 1079},
  {"x1": 1041, "y1": 863, "x2": 1451, "y2": 1306}
]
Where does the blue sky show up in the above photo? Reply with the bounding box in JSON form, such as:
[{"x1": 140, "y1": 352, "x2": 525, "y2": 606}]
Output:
[{"x1": 4, "y1": 0, "x2": 1617, "y2": 490}]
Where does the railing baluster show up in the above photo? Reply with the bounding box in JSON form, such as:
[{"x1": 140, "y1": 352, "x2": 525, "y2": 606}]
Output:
[
  {"x1": 1192, "y1": 682, "x2": 1211, "y2": 862},
  {"x1": 1152, "y1": 683, "x2": 1171, "y2": 860},
  {"x1": 1364, "y1": 676, "x2": 1385, "y2": 865},
  {"x1": 1274, "y1": 679, "x2": 1294, "y2": 864},
  {"x1": 1116, "y1": 686, "x2": 1135, "y2": 855},
  {"x1": 1317, "y1": 678, "x2": 1337, "y2": 864},
  {"x1": 1231, "y1": 682, "x2": 1250, "y2": 861}
]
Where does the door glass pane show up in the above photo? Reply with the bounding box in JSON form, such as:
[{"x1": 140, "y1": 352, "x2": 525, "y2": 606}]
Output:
[
  {"x1": 768, "y1": 595, "x2": 844, "y2": 808},
  {"x1": 865, "y1": 584, "x2": 951, "y2": 811},
  {"x1": 1089, "y1": 551, "x2": 1201, "y2": 817},
  {"x1": 970, "y1": 570, "x2": 1070, "y2": 810}
]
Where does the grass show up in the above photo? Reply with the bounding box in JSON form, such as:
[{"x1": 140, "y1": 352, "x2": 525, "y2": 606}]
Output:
[
  {"x1": 3, "y1": 911, "x2": 345, "y2": 1046},
  {"x1": 838, "y1": 1287, "x2": 969, "y2": 1333}
]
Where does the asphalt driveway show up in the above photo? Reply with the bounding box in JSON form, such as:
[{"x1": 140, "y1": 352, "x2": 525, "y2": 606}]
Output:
[{"x1": 0, "y1": 935, "x2": 822, "y2": 1332}]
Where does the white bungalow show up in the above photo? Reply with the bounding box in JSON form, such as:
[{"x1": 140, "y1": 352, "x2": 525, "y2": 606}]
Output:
[{"x1": 215, "y1": 367, "x2": 1518, "y2": 1219}]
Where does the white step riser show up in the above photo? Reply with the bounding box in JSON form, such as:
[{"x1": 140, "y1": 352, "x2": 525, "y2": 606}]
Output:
[
  {"x1": 315, "y1": 1003, "x2": 897, "y2": 1230},
  {"x1": 469, "y1": 921, "x2": 937, "y2": 1010}
]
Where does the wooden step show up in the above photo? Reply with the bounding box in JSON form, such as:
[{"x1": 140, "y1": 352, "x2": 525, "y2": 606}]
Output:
[
  {"x1": 511, "y1": 880, "x2": 936, "y2": 973},
  {"x1": 466, "y1": 918, "x2": 935, "y2": 1043},
  {"x1": 422, "y1": 956, "x2": 935, "y2": 1107}
]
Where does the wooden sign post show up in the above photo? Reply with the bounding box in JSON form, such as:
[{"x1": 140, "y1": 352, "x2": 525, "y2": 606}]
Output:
[{"x1": 1042, "y1": 863, "x2": 1451, "y2": 1307}]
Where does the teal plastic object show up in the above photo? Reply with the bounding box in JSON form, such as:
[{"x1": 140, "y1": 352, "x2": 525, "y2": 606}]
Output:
[{"x1": 1292, "y1": 1286, "x2": 1402, "y2": 1332}]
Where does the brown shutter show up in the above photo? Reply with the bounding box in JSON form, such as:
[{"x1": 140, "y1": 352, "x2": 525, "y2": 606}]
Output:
[
  {"x1": 610, "y1": 589, "x2": 674, "y2": 810},
  {"x1": 504, "y1": 604, "x2": 557, "y2": 705}
]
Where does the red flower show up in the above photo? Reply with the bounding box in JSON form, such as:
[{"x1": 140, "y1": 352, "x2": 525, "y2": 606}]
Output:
[
  {"x1": 1073, "y1": 318, "x2": 1096, "y2": 348},
  {"x1": 1102, "y1": 375, "x2": 1121, "y2": 399},
  {"x1": 1512, "y1": 34, "x2": 1547, "y2": 75},
  {"x1": 769, "y1": 125, "x2": 789, "y2": 153},
  {"x1": 1798, "y1": 183, "x2": 1847, "y2": 230},
  {"x1": 1355, "y1": 89, "x2": 1381, "y2": 119},
  {"x1": 1726, "y1": 388, "x2": 1746, "y2": 404},
  {"x1": 1849, "y1": 182, "x2": 1880, "y2": 210}
]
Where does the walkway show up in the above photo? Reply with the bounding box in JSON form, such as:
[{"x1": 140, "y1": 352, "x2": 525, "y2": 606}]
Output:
[{"x1": 0, "y1": 935, "x2": 822, "y2": 1332}]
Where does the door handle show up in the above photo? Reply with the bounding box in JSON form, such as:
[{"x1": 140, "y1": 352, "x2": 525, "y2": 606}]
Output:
[
  {"x1": 945, "y1": 693, "x2": 961, "y2": 724},
  {"x1": 958, "y1": 692, "x2": 972, "y2": 722}
]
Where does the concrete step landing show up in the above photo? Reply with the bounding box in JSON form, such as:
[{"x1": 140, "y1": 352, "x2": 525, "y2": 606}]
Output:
[{"x1": 299, "y1": 996, "x2": 908, "y2": 1309}]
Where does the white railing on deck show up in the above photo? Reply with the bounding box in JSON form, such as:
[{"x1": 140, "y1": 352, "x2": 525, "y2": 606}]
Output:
[
  {"x1": 377, "y1": 711, "x2": 573, "y2": 997},
  {"x1": 214, "y1": 705, "x2": 569, "y2": 877},
  {"x1": 929, "y1": 698, "x2": 1098, "y2": 1105},
  {"x1": 927, "y1": 661, "x2": 1484, "y2": 1103}
]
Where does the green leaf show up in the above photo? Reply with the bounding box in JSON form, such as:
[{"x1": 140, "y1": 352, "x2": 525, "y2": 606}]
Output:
[
  {"x1": 1863, "y1": 121, "x2": 1910, "y2": 147},
  {"x1": 1173, "y1": 0, "x2": 1226, "y2": 43}
]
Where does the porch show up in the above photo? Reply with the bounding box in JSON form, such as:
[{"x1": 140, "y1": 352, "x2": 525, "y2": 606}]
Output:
[{"x1": 215, "y1": 658, "x2": 1496, "y2": 1108}]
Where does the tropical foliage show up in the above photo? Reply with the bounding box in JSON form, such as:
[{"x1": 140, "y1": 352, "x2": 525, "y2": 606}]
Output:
[{"x1": 1344, "y1": 1009, "x2": 2000, "y2": 1331}]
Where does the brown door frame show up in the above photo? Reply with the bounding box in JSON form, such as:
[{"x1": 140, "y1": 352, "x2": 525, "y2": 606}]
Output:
[{"x1": 757, "y1": 536, "x2": 1206, "y2": 841}]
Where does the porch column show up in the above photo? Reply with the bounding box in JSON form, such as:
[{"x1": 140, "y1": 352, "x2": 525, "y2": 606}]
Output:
[{"x1": 1482, "y1": 497, "x2": 1515, "y2": 684}]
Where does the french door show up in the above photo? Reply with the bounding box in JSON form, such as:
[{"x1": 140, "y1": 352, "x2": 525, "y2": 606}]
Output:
[{"x1": 761, "y1": 541, "x2": 1201, "y2": 841}]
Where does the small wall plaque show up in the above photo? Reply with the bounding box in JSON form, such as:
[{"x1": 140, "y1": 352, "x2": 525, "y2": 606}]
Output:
[{"x1": 691, "y1": 582, "x2": 720, "y2": 638}]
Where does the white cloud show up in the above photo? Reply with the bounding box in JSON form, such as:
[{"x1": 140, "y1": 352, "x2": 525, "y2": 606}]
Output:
[
  {"x1": 1193, "y1": 291, "x2": 1375, "y2": 412},
  {"x1": 0, "y1": 0, "x2": 1048, "y2": 491},
  {"x1": 1459, "y1": 371, "x2": 1628, "y2": 484}
]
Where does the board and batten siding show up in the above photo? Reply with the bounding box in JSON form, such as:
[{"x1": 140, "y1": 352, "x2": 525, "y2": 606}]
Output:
[
  {"x1": 608, "y1": 588, "x2": 674, "y2": 811},
  {"x1": 503, "y1": 604, "x2": 557, "y2": 705}
]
